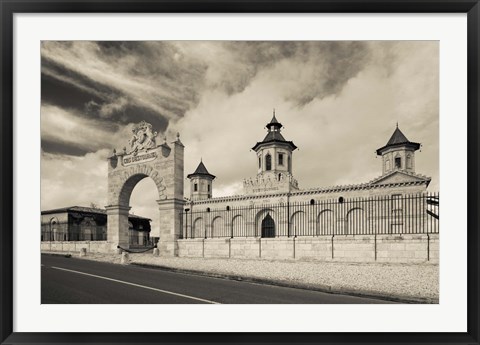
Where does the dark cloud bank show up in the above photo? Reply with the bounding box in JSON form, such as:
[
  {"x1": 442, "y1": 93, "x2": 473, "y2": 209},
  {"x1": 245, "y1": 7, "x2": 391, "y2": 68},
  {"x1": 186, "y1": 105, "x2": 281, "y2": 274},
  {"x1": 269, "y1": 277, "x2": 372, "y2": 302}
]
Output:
[{"x1": 41, "y1": 41, "x2": 372, "y2": 156}]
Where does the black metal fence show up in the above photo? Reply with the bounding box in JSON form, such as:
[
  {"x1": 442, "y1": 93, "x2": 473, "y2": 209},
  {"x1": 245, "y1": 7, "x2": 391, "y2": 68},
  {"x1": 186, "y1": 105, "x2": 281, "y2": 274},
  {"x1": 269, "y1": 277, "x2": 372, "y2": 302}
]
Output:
[
  {"x1": 41, "y1": 224, "x2": 152, "y2": 247},
  {"x1": 129, "y1": 231, "x2": 154, "y2": 248},
  {"x1": 41, "y1": 224, "x2": 107, "y2": 242},
  {"x1": 181, "y1": 192, "x2": 439, "y2": 239}
]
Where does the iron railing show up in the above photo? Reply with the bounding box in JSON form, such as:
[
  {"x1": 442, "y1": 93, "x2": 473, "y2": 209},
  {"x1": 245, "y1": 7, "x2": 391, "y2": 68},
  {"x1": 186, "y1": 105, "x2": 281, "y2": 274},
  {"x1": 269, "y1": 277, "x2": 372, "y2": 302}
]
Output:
[
  {"x1": 41, "y1": 224, "x2": 152, "y2": 247},
  {"x1": 181, "y1": 192, "x2": 439, "y2": 239},
  {"x1": 41, "y1": 224, "x2": 107, "y2": 242}
]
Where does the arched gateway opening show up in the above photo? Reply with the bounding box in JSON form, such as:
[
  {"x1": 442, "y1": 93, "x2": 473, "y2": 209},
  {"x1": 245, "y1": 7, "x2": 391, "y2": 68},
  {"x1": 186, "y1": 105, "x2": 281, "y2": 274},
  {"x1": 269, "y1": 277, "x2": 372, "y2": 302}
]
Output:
[
  {"x1": 127, "y1": 177, "x2": 158, "y2": 248},
  {"x1": 261, "y1": 213, "x2": 275, "y2": 238},
  {"x1": 106, "y1": 121, "x2": 184, "y2": 256}
]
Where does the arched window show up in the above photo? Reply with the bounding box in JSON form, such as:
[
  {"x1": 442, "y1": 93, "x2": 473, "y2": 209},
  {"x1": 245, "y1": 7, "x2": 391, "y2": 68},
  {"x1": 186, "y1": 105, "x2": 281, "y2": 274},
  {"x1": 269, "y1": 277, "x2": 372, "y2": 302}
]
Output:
[
  {"x1": 232, "y1": 215, "x2": 245, "y2": 237},
  {"x1": 261, "y1": 213, "x2": 275, "y2": 238},
  {"x1": 288, "y1": 156, "x2": 291, "y2": 173},
  {"x1": 290, "y1": 211, "x2": 307, "y2": 236},
  {"x1": 317, "y1": 210, "x2": 334, "y2": 235},
  {"x1": 193, "y1": 218, "x2": 204, "y2": 239},
  {"x1": 212, "y1": 216, "x2": 224, "y2": 237},
  {"x1": 266, "y1": 154, "x2": 272, "y2": 171},
  {"x1": 258, "y1": 157, "x2": 261, "y2": 169},
  {"x1": 50, "y1": 217, "x2": 59, "y2": 242},
  {"x1": 395, "y1": 156, "x2": 402, "y2": 169},
  {"x1": 406, "y1": 155, "x2": 412, "y2": 169},
  {"x1": 346, "y1": 208, "x2": 365, "y2": 235}
]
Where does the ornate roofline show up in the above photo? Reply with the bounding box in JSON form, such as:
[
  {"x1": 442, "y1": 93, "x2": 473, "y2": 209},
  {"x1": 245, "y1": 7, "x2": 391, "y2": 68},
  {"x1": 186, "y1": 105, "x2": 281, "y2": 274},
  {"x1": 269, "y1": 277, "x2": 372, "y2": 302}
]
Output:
[
  {"x1": 252, "y1": 139, "x2": 297, "y2": 152},
  {"x1": 188, "y1": 178, "x2": 430, "y2": 205},
  {"x1": 369, "y1": 170, "x2": 431, "y2": 185},
  {"x1": 376, "y1": 141, "x2": 421, "y2": 155}
]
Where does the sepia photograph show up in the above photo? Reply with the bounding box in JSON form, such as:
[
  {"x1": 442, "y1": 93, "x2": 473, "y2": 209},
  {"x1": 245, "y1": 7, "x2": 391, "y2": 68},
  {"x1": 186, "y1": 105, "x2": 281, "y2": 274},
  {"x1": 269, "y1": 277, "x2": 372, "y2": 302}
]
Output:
[{"x1": 40, "y1": 40, "x2": 439, "y2": 304}]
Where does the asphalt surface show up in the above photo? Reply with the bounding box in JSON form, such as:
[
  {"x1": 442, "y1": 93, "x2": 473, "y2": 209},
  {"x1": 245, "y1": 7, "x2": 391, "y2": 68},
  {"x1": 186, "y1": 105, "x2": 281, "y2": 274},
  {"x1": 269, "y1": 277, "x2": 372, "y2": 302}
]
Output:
[{"x1": 41, "y1": 254, "x2": 393, "y2": 304}]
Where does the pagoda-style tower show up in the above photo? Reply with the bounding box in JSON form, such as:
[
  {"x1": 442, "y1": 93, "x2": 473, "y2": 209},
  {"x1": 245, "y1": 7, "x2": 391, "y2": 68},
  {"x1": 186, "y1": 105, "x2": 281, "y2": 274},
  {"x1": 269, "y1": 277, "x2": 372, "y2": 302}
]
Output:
[
  {"x1": 187, "y1": 160, "x2": 215, "y2": 200},
  {"x1": 244, "y1": 111, "x2": 299, "y2": 195},
  {"x1": 376, "y1": 124, "x2": 421, "y2": 176}
]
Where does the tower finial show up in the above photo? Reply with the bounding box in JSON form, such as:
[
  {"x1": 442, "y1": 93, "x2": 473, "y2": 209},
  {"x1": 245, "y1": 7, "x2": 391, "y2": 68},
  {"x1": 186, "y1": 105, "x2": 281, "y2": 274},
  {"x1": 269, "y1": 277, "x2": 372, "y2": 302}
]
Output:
[
  {"x1": 273, "y1": 108, "x2": 275, "y2": 116},
  {"x1": 396, "y1": 121, "x2": 399, "y2": 128}
]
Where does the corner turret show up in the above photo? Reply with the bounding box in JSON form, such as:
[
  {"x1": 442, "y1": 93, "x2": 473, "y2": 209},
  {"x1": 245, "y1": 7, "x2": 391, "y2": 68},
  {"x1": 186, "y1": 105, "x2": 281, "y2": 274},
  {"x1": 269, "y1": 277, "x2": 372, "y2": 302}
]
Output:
[
  {"x1": 187, "y1": 160, "x2": 215, "y2": 200},
  {"x1": 376, "y1": 124, "x2": 421, "y2": 176}
]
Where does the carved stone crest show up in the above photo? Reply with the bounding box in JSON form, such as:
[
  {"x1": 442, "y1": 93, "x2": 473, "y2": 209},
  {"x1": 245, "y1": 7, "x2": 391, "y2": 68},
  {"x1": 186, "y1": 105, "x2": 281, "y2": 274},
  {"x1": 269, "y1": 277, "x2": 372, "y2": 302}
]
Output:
[{"x1": 128, "y1": 121, "x2": 158, "y2": 155}]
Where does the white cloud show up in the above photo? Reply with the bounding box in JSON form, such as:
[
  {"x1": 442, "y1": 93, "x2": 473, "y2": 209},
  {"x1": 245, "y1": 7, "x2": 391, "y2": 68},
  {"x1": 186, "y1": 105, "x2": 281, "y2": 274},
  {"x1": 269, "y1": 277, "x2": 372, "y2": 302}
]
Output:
[
  {"x1": 41, "y1": 150, "x2": 109, "y2": 210},
  {"x1": 42, "y1": 104, "x2": 116, "y2": 150},
  {"x1": 169, "y1": 41, "x2": 439, "y2": 197}
]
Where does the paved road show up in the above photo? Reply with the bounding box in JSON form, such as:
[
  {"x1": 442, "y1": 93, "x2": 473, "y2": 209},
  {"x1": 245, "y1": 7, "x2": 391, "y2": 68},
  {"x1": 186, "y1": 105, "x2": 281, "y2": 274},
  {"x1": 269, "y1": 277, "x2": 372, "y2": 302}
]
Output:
[{"x1": 41, "y1": 254, "x2": 393, "y2": 304}]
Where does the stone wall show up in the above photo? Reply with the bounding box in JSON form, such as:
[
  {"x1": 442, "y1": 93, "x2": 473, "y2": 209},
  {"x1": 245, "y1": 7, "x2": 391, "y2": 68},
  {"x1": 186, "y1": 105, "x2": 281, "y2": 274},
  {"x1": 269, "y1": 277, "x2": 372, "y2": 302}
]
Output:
[
  {"x1": 260, "y1": 238, "x2": 294, "y2": 259},
  {"x1": 294, "y1": 237, "x2": 332, "y2": 260},
  {"x1": 230, "y1": 238, "x2": 260, "y2": 258},
  {"x1": 176, "y1": 234, "x2": 439, "y2": 263},
  {"x1": 177, "y1": 238, "x2": 204, "y2": 257},
  {"x1": 41, "y1": 234, "x2": 439, "y2": 264},
  {"x1": 41, "y1": 241, "x2": 110, "y2": 254},
  {"x1": 333, "y1": 235, "x2": 376, "y2": 262},
  {"x1": 203, "y1": 238, "x2": 230, "y2": 258}
]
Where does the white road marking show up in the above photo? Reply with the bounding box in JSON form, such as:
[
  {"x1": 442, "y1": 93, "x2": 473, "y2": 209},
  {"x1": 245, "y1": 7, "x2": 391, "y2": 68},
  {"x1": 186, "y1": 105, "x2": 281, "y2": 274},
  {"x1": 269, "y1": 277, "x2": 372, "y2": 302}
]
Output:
[{"x1": 51, "y1": 266, "x2": 220, "y2": 304}]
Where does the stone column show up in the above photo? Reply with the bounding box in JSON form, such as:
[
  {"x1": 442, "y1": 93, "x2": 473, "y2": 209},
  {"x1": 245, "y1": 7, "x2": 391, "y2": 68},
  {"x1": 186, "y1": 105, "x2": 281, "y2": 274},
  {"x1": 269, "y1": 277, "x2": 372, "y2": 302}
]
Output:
[
  {"x1": 157, "y1": 198, "x2": 184, "y2": 256},
  {"x1": 106, "y1": 205, "x2": 131, "y2": 251}
]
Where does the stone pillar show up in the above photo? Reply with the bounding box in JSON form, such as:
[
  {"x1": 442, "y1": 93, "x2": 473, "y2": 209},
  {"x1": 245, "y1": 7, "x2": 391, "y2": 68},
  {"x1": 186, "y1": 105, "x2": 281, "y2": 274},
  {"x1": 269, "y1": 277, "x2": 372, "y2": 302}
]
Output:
[
  {"x1": 106, "y1": 205, "x2": 131, "y2": 251},
  {"x1": 157, "y1": 198, "x2": 184, "y2": 256}
]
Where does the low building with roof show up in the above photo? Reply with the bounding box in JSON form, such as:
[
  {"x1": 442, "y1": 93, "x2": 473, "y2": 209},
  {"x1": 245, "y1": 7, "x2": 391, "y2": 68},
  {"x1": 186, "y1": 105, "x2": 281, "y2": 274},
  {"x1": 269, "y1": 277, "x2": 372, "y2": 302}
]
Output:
[{"x1": 41, "y1": 206, "x2": 152, "y2": 247}]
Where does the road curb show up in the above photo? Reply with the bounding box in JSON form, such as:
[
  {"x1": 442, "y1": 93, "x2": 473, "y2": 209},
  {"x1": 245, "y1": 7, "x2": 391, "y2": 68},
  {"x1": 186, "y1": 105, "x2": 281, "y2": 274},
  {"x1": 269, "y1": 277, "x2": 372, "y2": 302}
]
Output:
[
  {"x1": 41, "y1": 252, "x2": 72, "y2": 258},
  {"x1": 131, "y1": 262, "x2": 437, "y2": 304}
]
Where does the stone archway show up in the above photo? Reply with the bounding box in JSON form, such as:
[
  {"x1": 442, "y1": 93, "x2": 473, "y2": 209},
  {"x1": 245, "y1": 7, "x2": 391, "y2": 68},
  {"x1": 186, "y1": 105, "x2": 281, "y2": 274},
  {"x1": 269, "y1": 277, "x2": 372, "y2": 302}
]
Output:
[
  {"x1": 106, "y1": 121, "x2": 184, "y2": 256},
  {"x1": 261, "y1": 213, "x2": 275, "y2": 238}
]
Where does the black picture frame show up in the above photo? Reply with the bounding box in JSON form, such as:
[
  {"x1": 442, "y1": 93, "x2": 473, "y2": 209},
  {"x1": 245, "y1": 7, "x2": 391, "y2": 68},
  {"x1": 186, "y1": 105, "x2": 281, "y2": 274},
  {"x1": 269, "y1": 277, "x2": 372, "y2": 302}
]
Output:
[{"x1": 1, "y1": 1, "x2": 479, "y2": 344}]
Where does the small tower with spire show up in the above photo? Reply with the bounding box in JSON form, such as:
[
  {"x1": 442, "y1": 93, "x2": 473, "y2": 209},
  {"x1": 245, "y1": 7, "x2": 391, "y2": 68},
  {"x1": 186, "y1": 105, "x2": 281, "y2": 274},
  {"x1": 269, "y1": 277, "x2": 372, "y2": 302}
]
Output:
[
  {"x1": 245, "y1": 110, "x2": 299, "y2": 195},
  {"x1": 252, "y1": 110, "x2": 297, "y2": 174},
  {"x1": 376, "y1": 124, "x2": 421, "y2": 176},
  {"x1": 187, "y1": 160, "x2": 216, "y2": 200}
]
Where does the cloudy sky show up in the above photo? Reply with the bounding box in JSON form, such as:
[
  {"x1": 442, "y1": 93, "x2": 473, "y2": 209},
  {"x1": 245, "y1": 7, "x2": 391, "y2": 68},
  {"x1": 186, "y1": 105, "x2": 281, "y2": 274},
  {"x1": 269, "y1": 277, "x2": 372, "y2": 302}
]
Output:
[{"x1": 41, "y1": 41, "x2": 439, "y2": 236}]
